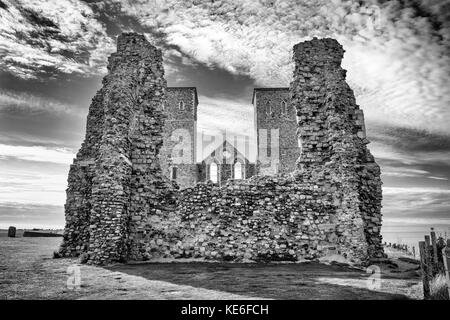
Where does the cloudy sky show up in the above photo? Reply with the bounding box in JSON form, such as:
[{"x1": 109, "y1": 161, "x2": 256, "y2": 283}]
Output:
[{"x1": 0, "y1": 0, "x2": 449, "y2": 243}]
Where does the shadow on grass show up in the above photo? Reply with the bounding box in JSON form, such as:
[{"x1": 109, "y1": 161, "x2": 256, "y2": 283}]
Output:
[{"x1": 106, "y1": 262, "x2": 411, "y2": 300}]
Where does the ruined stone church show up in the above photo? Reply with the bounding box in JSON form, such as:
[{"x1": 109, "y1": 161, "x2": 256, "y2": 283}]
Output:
[
  {"x1": 58, "y1": 33, "x2": 384, "y2": 266},
  {"x1": 159, "y1": 87, "x2": 300, "y2": 188}
]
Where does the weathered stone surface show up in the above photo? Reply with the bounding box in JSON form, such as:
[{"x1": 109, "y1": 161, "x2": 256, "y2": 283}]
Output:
[
  {"x1": 141, "y1": 176, "x2": 338, "y2": 262},
  {"x1": 60, "y1": 33, "x2": 383, "y2": 265},
  {"x1": 59, "y1": 33, "x2": 172, "y2": 264},
  {"x1": 159, "y1": 87, "x2": 199, "y2": 189},
  {"x1": 291, "y1": 38, "x2": 384, "y2": 260},
  {"x1": 253, "y1": 88, "x2": 300, "y2": 175}
]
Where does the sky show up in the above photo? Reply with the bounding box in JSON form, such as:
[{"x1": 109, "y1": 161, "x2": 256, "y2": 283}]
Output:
[{"x1": 0, "y1": 0, "x2": 449, "y2": 244}]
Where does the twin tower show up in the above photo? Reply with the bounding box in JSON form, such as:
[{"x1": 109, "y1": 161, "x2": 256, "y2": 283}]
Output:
[{"x1": 160, "y1": 87, "x2": 301, "y2": 188}]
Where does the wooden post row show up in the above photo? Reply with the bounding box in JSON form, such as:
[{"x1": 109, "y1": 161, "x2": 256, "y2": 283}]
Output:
[
  {"x1": 419, "y1": 241, "x2": 431, "y2": 299},
  {"x1": 430, "y1": 230, "x2": 439, "y2": 274},
  {"x1": 442, "y1": 239, "x2": 450, "y2": 299}
]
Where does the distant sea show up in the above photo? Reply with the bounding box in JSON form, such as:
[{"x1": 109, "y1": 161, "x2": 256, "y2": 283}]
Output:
[
  {"x1": 382, "y1": 223, "x2": 450, "y2": 253},
  {"x1": 1, "y1": 223, "x2": 448, "y2": 255}
]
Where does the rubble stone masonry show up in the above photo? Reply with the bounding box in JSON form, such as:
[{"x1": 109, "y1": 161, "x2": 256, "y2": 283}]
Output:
[
  {"x1": 59, "y1": 33, "x2": 383, "y2": 265},
  {"x1": 59, "y1": 33, "x2": 172, "y2": 264},
  {"x1": 291, "y1": 38, "x2": 383, "y2": 260}
]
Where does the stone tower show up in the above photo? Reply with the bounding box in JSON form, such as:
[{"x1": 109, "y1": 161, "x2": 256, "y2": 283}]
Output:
[
  {"x1": 58, "y1": 33, "x2": 171, "y2": 264},
  {"x1": 291, "y1": 37, "x2": 384, "y2": 259},
  {"x1": 159, "y1": 87, "x2": 198, "y2": 189},
  {"x1": 252, "y1": 88, "x2": 300, "y2": 175}
]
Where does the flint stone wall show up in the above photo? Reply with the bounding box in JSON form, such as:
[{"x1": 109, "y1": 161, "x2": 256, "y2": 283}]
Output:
[
  {"x1": 59, "y1": 33, "x2": 383, "y2": 265},
  {"x1": 291, "y1": 38, "x2": 383, "y2": 259},
  {"x1": 59, "y1": 33, "x2": 173, "y2": 264},
  {"x1": 253, "y1": 88, "x2": 300, "y2": 175},
  {"x1": 159, "y1": 87, "x2": 199, "y2": 188},
  {"x1": 140, "y1": 176, "x2": 355, "y2": 262}
]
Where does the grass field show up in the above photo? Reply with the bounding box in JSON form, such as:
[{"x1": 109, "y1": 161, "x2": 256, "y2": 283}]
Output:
[
  {"x1": 0, "y1": 229, "x2": 24, "y2": 237},
  {"x1": 0, "y1": 237, "x2": 424, "y2": 300}
]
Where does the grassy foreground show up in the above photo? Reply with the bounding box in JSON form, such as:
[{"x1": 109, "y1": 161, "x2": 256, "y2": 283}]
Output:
[{"x1": 0, "y1": 237, "x2": 423, "y2": 300}]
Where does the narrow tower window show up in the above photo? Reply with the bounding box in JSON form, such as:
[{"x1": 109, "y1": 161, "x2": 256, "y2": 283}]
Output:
[
  {"x1": 281, "y1": 100, "x2": 287, "y2": 115},
  {"x1": 266, "y1": 104, "x2": 272, "y2": 117}
]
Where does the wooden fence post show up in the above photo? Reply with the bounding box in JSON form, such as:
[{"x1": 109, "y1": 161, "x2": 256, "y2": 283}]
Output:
[
  {"x1": 424, "y1": 235, "x2": 435, "y2": 276},
  {"x1": 442, "y1": 239, "x2": 450, "y2": 299},
  {"x1": 430, "y1": 229, "x2": 439, "y2": 274},
  {"x1": 419, "y1": 241, "x2": 431, "y2": 299}
]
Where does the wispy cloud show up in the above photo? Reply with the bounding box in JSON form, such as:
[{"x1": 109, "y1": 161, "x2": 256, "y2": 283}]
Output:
[
  {"x1": 382, "y1": 187, "x2": 450, "y2": 222},
  {"x1": 0, "y1": 144, "x2": 75, "y2": 164},
  {"x1": 0, "y1": 0, "x2": 115, "y2": 78},
  {"x1": 198, "y1": 96, "x2": 253, "y2": 137},
  {"x1": 2, "y1": 1, "x2": 449, "y2": 136},
  {"x1": 197, "y1": 95, "x2": 255, "y2": 161},
  {"x1": 0, "y1": 89, "x2": 78, "y2": 114},
  {"x1": 115, "y1": 0, "x2": 450, "y2": 136}
]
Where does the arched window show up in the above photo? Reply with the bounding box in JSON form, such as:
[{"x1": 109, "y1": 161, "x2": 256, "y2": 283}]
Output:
[
  {"x1": 210, "y1": 162, "x2": 218, "y2": 183},
  {"x1": 179, "y1": 101, "x2": 185, "y2": 110},
  {"x1": 234, "y1": 162, "x2": 242, "y2": 180},
  {"x1": 281, "y1": 100, "x2": 287, "y2": 115},
  {"x1": 266, "y1": 104, "x2": 272, "y2": 117}
]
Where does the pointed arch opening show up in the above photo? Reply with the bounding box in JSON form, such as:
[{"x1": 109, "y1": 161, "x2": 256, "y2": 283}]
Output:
[
  {"x1": 281, "y1": 99, "x2": 287, "y2": 115},
  {"x1": 266, "y1": 104, "x2": 272, "y2": 117},
  {"x1": 234, "y1": 162, "x2": 243, "y2": 180},
  {"x1": 210, "y1": 162, "x2": 218, "y2": 183}
]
